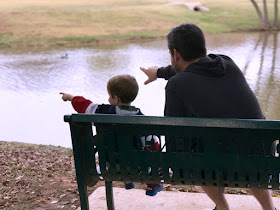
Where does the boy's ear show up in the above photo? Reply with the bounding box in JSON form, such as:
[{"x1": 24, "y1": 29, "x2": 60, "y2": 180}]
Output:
[{"x1": 113, "y1": 95, "x2": 121, "y2": 104}]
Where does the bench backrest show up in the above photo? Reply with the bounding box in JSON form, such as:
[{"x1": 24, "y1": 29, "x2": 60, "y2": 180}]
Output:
[{"x1": 64, "y1": 114, "x2": 280, "y2": 189}]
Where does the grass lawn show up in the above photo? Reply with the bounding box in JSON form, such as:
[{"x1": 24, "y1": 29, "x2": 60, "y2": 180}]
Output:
[{"x1": 0, "y1": 0, "x2": 278, "y2": 49}]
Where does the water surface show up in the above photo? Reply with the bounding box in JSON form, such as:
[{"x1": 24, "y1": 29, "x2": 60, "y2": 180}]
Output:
[{"x1": 0, "y1": 32, "x2": 279, "y2": 148}]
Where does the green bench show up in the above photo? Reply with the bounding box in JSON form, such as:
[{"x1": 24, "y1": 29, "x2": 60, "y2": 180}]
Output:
[{"x1": 64, "y1": 114, "x2": 280, "y2": 210}]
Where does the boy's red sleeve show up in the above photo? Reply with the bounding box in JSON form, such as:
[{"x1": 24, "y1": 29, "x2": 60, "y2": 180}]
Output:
[{"x1": 71, "y1": 96, "x2": 93, "y2": 113}]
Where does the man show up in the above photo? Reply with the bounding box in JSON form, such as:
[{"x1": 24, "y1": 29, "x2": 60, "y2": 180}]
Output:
[{"x1": 140, "y1": 23, "x2": 275, "y2": 210}]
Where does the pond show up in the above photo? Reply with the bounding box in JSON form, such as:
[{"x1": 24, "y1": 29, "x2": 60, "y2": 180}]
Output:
[{"x1": 0, "y1": 31, "x2": 279, "y2": 148}]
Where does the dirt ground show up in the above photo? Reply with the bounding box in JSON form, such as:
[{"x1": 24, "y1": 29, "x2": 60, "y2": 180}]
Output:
[
  {"x1": 0, "y1": 141, "x2": 96, "y2": 210},
  {"x1": 1, "y1": 141, "x2": 279, "y2": 210}
]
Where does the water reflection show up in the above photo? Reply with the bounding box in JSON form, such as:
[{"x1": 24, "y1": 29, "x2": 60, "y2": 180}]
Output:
[
  {"x1": 240, "y1": 32, "x2": 280, "y2": 120},
  {"x1": 0, "y1": 32, "x2": 279, "y2": 148}
]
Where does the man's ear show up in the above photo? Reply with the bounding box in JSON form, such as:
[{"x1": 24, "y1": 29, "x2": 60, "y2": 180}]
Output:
[{"x1": 173, "y1": 49, "x2": 181, "y2": 62}]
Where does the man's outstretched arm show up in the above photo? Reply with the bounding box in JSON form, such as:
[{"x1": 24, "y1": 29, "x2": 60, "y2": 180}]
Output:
[{"x1": 140, "y1": 65, "x2": 176, "y2": 85}]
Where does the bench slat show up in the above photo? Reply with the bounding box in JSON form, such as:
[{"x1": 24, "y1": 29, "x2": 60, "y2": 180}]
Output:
[
  {"x1": 65, "y1": 114, "x2": 280, "y2": 210},
  {"x1": 64, "y1": 114, "x2": 280, "y2": 130}
]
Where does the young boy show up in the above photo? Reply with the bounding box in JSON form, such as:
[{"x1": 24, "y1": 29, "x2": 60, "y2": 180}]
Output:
[{"x1": 60, "y1": 74, "x2": 163, "y2": 196}]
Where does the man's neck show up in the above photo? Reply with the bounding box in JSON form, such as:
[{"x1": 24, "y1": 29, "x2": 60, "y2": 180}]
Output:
[{"x1": 180, "y1": 58, "x2": 201, "y2": 72}]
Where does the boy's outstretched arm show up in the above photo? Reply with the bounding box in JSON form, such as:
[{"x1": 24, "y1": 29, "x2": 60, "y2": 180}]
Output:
[
  {"x1": 60, "y1": 92, "x2": 75, "y2": 101},
  {"x1": 60, "y1": 93, "x2": 93, "y2": 113}
]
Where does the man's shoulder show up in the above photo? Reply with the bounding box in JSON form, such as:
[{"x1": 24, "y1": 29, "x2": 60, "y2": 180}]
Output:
[
  {"x1": 166, "y1": 72, "x2": 192, "y2": 90},
  {"x1": 208, "y1": 54, "x2": 233, "y2": 61}
]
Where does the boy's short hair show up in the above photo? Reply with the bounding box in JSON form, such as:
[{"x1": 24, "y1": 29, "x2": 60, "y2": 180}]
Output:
[{"x1": 107, "y1": 74, "x2": 139, "y2": 104}]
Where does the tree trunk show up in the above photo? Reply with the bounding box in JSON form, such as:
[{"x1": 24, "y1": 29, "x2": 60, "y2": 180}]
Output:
[
  {"x1": 250, "y1": 0, "x2": 265, "y2": 28},
  {"x1": 274, "y1": 0, "x2": 279, "y2": 28},
  {"x1": 263, "y1": 0, "x2": 271, "y2": 27}
]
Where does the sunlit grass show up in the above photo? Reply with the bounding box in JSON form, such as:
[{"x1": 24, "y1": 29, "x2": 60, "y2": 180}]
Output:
[
  {"x1": 0, "y1": 0, "x2": 278, "y2": 49},
  {"x1": 0, "y1": 0, "x2": 168, "y2": 9}
]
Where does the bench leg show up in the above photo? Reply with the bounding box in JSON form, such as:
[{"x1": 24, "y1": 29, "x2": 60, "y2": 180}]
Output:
[
  {"x1": 70, "y1": 123, "x2": 90, "y2": 210},
  {"x1": 105, "y1": 181, "x2": 115, "y2": 210},
  {"x1": 76, "y1": 176, "x2": 89, "y2": 210}
]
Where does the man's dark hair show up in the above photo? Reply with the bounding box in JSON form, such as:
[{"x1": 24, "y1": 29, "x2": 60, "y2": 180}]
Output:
[
  {"x1": 167, "y1": 23, "x2": 207, "y2": 61},
  {"x1": 107, "y1": 74, "x2": 139, "y2": 104}
]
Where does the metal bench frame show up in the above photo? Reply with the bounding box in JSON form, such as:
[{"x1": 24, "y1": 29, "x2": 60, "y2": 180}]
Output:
[{"x1": 64, "y1": 114, "x2": 280, "y2": 210}]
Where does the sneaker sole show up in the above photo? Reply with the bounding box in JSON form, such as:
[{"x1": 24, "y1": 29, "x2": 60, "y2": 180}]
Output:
[
  {"x1": 125, "y1": 183, "x2": 135, "y2": 190},
  {"x1": 145, "y1": 185, "x2": 163, "y2": 196}
]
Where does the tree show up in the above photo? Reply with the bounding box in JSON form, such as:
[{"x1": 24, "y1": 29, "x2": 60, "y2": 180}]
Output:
[
  {"x1": 274, "y1": 0, "x2": 279, "y2": 27},
  {"x1": 263, "y1": 0, "x2": 271, "y2": 27},
  {"x1": 250, "y1": 0, "x2": 265, "y2": 28},
  {"x1": 250, "y1": 0, "x2": 279, "y2": 29}
]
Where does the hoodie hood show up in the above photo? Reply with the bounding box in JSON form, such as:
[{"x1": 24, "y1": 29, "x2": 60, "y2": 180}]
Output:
[{"x1": 185, "y1": 54, "x2": 230, "y2": 77}]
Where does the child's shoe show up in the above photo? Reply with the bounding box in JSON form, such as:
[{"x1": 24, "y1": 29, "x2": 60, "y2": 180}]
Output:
[
  {"x1": 145, "y1": 184, "x2": 163, "y2": 196},
  {"x1": 124, "y1": 182, "x2": 135, "y2": 190}
]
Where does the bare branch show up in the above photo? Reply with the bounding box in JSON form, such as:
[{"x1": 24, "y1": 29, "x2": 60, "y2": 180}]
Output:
[{"x1": 250, "y1": 0, "x2": 266, "y2": 28}]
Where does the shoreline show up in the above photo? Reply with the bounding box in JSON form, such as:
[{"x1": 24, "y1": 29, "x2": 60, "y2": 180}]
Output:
[
  {"x1": 0, "y1": 34, "x2": 167, "y2": 52},
  {"x1": 0, "y1": 28, "x2": 272, "y2": 52}
]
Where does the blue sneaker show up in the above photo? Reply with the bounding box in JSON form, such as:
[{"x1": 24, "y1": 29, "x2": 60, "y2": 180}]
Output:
[
  {"x1": 145, "y1": 184, "x2": 163, "y2": 196},
  {"x1": 124, "y1": 182, "x2": 135, "y2": 190}
]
